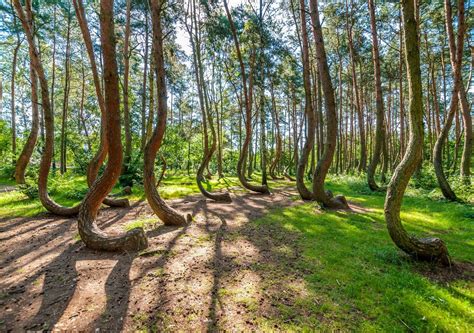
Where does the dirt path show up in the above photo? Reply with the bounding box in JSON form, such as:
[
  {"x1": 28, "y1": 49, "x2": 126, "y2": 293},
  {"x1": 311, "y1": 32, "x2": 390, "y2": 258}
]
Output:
[
  {"x1": 0, "y1": 187, "x2": 313, "y2": 331},
  {"x1": 0, "y1": 185, "x2": 16, "y2": 193}
]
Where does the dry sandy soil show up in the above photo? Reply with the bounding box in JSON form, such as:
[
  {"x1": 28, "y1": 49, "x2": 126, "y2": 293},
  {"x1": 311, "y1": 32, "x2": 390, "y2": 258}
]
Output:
[{"x1": 0, "y1": 187, "x2": 313, "y2": 332}]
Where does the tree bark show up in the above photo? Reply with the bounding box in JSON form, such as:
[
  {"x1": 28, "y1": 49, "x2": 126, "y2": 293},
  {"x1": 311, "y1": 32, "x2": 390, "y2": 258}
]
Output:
[
  {"x1": 13, "y1": 0, "x2": 81, "y2": 216},
  {"x1": 345, "y1": 1, "x2": 366, "y2": 172},
  {"x1": 224, "y1": 0, "x2": 269, "y2": 194},
  {"x1": 433, "y1": 0, "x2": 466, "y2": 201},
  {"x1": 367, "y1": 0, "x2": 386, "y2": 191},
  {"x1": 122, "y1": 0, "x2": 133, "y2": 175},
  {"x1": 296, "y1": 0, "x2": 316, "y2": 200},
  {"x1": 140, "y1": 12, "x2": 149, "y2": 152},
  {"x1": 60, "y1": 10, "x2": 71, "y2": 175},
  {"x1": 15, "y1": 4, "x2": 38, "y2": 184},
  {"x1": 78, "y1": 0, "x2": 147, "y2": 251},
  {"x1": 309, "y1": 0, "x2": 348, "y2": 209},
  {"x1": 385, "y1": 0, "x2": 449, "y2": 265},
  {"x1": 269, "y1": 78, "x2": 283, "y2": 179},
  {"x1": 11, "y1": 9, "x2": 20, "y2": 165},
  {"x1": 73, "y1": 0, "x2": 129, "y2": 208},
  {"x1": 145, "y1": 0, "x2": 191, "y2": 225}
]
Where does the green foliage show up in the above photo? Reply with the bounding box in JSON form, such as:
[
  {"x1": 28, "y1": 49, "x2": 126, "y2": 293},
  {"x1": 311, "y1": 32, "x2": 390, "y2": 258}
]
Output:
[
  {"x1": 0, "y1": 120, "x2": 11, "y2": 162},
  {"x1": 119, "y1": 153, "x2": 144, "y2": 188},
  {"x1": 18, "y1": 181, "x2": 38, "y2": 200},
  {"x1": 0, "y1": 164, "x2": 15, "y2": 181}
]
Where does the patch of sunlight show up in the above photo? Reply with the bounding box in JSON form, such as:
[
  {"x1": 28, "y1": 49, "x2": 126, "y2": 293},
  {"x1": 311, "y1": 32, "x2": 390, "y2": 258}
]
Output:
[
  {"x1": 404, "y1": 288, "x2": 473, "y2": 331},
  {"x1": 124, "y1": 217, "x2": 157, "y2": 232},
  {"x1": 0, "y1": 190, "x2": 44, "y2": 218}
]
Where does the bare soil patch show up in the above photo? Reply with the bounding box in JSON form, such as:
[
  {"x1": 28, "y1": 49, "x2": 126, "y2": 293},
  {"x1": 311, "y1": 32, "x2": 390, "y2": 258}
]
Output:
[{"x1": 0, "y1": 187, "x2": 316, "y2": 331}]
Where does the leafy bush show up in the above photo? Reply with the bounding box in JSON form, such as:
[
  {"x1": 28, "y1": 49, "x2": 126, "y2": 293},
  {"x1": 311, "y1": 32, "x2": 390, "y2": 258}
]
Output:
[
  {"x1": 0, "y1": 164, "x2": 15, "y2": 180},
  {"x1": 19, "y1": 181, "x2": 38, "y2": 199},
  {"x1": 119, "y1": 153, "x2": 144, "y2": 188}
]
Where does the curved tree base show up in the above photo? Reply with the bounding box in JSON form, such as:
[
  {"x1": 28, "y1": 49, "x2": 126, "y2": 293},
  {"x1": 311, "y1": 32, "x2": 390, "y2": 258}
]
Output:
[
  {"x1": 197, "y1": 177, "x2": 232, "y2": 203},
  {"x1": 284, "y1": 173, "x2": 296, "y2": 182},
  {"x1": 103, "y1": 197, "x2": 129, "y2": 207},
  {"x1": 241, "y1": 179, "x2": 270, "y2": 195},
  {"x1": 39, "y1": 192, "x2": 81, "y2": 217},
  {"x1": 319, "y1": 190, "x2": 349, "y2": 209},
  {"x1": 408, "y1": 236, "x2": 450, "y2": 265},
  {"x1": 270, "y1": 174, "x2": 285, "y2": 180},
  {"x1": 78, "y1": 213, "x2": 148, "y2": 251},
  {"x1": 145, "y1": 177, "x2": 191, "y2": 226}
]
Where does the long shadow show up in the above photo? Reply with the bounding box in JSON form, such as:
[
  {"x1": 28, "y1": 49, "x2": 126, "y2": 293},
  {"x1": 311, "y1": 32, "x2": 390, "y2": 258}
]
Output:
[
  {"x1": 0, "y1": 218, "x2": 76, "y2": 270},
  {"x1": 203, "y1": 205, "x2": 227, "y2": 333},
  {"x1": 0, "y1": 217, "x2": 60, "y2": 242},
  {"x1": 24, "y1": 243, "x2": 136, "y2": 331}
]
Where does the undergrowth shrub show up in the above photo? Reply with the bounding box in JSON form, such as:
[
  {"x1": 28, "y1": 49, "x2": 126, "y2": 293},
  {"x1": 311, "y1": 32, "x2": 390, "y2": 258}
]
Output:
[{"x1": 0, "y1": 165, "x2": 15, "y2": 180}]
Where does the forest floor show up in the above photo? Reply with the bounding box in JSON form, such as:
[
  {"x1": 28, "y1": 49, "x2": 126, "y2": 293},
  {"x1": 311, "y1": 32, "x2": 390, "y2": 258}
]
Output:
[{"x1": 0, "y1": 176, "x2": 473, "y2": 331}]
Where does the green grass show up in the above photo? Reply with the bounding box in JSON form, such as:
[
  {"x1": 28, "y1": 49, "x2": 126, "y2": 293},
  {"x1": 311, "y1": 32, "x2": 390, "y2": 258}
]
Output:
[
  {"x1": 0, "y1": 172, "x2": 292, "y2": 218},
  {"x1": 249, "y1": 175, "x2": 473, "y2": 331}
]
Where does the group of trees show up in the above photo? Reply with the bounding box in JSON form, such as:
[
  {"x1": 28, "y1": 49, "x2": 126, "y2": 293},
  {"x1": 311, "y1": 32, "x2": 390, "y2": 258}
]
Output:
[{"x1": 0, "y1": 0, "x2": 471, "y2": 263}]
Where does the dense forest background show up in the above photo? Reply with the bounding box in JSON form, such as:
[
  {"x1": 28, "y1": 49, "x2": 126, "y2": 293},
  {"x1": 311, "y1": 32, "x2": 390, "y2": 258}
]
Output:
[{"x1": 0, "y1": 0, "x2": 471, "y2": 192}]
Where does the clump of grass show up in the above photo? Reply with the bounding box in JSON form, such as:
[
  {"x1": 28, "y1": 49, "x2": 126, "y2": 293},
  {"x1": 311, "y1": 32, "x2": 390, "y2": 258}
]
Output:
[{"x1": 124, "y1": 218, "x2": 157, "y2": 232}]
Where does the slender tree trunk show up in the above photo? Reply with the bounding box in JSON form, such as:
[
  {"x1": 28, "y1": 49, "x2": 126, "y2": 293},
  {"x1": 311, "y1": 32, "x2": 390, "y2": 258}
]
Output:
[
  {"x1": 60, "y1": 11, "x2": 71, "y2": 175},
  {"x1": 140, "y1": 12, "x2": 149, "y2": 152},
  {"x1": 224, "y1": 0, "x2": 269, "y2": 194},
  {"x1": 11, "y1": 14, "x2": 20, "y2": 165},
  {"x1": 15, "y1": 12, "x2": 39, "y2": 184},
  {"x1": 121, "y1": 0, "x2": 133, "y2": 176},
  {"x1": 14, "y1": 0, "x2": 83, "y2": 216},
  {"x1": 346, "y1": 1, "x2": 366, "y2": 172},
  {"x1": 385, "y1": 0, "x2": 449, "y2": 264},
  {"x1": 78, "y1": 0, "x2": 147, "y2": 251},
  {"x1": 433, "y1": 0, "x2": 466, "y2": 201},
  {"x1": 269, "y1": 78, "x2": 283, "y2": 179},
  {"x1": 296, "y1": 0, "x2": 316, "y2": 200},
  {"x1": 309, "y1": 0, "x2": 348, "y2": 209},
  {"x1": 367, "y1": 0, "x2": 386, "y2": 191},
  {"x1": 144, "y1": 0, "x2": 191, "y2": 225},
  {"x1": 399, "y1": 10, "x2": 406, "y2": 159},
  {"x1": 79, "y1": 61, "x2": 92, "y2": 152},
  {"x1": 458, "y1": 68, "x2": 472, "y2": 183},
  {"x1": 73, "y1": 0, "x2": 128, "y2": 207},
  {"x1": 217, "y1": 73, "x2": 224, "y2": 178}
]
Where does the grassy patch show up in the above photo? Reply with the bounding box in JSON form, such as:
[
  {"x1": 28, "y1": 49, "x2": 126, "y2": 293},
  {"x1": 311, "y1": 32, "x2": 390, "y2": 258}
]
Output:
[
  {"x1": 249, "y1": 177, "x2": 473, "y2": 331},
  {"x1": 0, "y1": 173, "x2": 293, "y2": 218}
]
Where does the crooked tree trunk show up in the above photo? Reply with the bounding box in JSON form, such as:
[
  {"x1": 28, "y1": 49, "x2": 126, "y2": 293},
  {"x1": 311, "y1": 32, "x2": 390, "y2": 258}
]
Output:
[
  {"x1": 15, "y1": 42, "x2": 39, "y2": 184},
  {"x1": 186, "y1": 0, "x2": 231, "y2": 202},
  {"x1": 196, "y1": 108, "x2": 232, "y2": 202},
  {"x1": 296, "y1": 0, "x2": 316, "y2": 200},
  {"x1": 145, "y1": 0, "x2": 190, "y2": 225},
  {"x1": 433, "y1": 0, "x2": 466, "y2": 201},
  {"x1": 224, "y1": 0, "x2": 269, "y2": 194},
  {"x1": 309, "y1": 0, "x2": 348, "y2": 209},
  {"x1": 78, "y1": 0, "x2": 147, "y2": 251},
  {"x1": 367, "y1": 0, "x2": 386, "y2": 191},
  {"x1": 14, "y1": 0, "x2": 82, "y2": 216},
  {"x1": 385, "y1": 0, "x2": 449, "y2": 265},
  {"x1": 73, "y1": 0, "x2": 128, "y2": 208}
]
